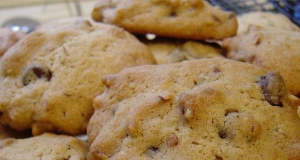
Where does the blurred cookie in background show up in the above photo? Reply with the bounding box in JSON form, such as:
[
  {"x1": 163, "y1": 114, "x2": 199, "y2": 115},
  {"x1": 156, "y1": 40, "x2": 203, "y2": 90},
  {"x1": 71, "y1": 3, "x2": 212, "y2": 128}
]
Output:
[
  {"x1": 137, "y1": 35, "x2": 224, "y2": 64},
  {"x1": 237, "y1": 11, "x2": 300, "y2": 35},
  {"x1": 92, "y1": 0, "x2": 238, "y2": 40},
  {"x1": 0, "y1": 133, "x2": 89, "y2": 159},
  {"x1": 223, "y1": 26, "x2": 300, "y2": 97},
  {"x1": 0, "y1": 28, "x2": 26, "y2": 57}
]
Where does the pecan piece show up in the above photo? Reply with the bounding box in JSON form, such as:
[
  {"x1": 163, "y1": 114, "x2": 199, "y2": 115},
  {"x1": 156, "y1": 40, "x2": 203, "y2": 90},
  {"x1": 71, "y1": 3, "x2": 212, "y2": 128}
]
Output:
[{"x1": 257, "y1": 72, "x2": 285, "y2": 106}]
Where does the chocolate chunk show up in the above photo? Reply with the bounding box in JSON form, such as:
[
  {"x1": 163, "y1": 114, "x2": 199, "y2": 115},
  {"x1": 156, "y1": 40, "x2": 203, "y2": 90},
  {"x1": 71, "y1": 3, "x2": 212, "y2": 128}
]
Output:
[
  {"x1": 22, "y1": 64, "x2": 52, "y2": 86},
  {"x1": 170, "y1": 11, "x2": 178, "y2": 17},
  {"x1": 257, "y1": 72, "x2": 285, "y2": 106},
  {"x1": 218, "y1": 130, "x2": 227, "y2": 139}
]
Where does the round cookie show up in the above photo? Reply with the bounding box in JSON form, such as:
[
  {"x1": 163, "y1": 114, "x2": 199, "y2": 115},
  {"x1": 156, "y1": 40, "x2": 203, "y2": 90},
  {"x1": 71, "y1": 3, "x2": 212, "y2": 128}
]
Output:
[
  {"x1": 0, "y1": 133, "x2": 89, "y2": 159},
  {"x1": 237, "y1": 11, "x2": 300, "y2": 35},
  {"x1": 0, "y1": 18, "x2": 156, "y2": 136},
  {"x1": 0, "y1": 28, "x2": 26, "y2": 57},
  {"x1": 92, "y1": 0, "x2": 238, "y2": 40},
  {"x1": 88, "y1": 58, "x2": 300, "y2": 160},
  {"x1": 222, "y1": 26, "x2": 300, "y2": 97},
  {"x1": 137, "y1": 35, "x2": 223, "y2": 64}
]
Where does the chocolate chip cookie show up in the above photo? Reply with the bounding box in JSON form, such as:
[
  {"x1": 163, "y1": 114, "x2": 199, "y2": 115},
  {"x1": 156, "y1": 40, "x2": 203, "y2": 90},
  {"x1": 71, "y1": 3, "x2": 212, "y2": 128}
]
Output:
[
  {"x1": 0, "y1": 18, "x2": 156, "y2": 136},
  {"x1": 88, "y1": 58, "x2": 300, "y2": 160},
  {"x1": 223, "y1": 27, "x2": 300, "y2": 97},
  {"x1": 92, "y1": 0, "x2": 238, "y2": 40},
  {"x1": 0, "y1": 133, "x2": 89, "y2": 159}
]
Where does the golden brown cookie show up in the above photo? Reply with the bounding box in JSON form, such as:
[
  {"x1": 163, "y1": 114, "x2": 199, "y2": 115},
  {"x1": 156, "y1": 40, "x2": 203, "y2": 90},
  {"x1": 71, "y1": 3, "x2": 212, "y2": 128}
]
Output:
[
  {"x1": 0, "y1": 133, "x2": 89, "y2": 159},
  {"x1": 88, "y1": 58, "x2": 300, "y2": 160},
  {"x1": 237, "y1": 11, "x2": 300, "y2": 35},
  {"x1": 92, "y1": 0, "x2": 238, "y2": 40},
  {"x1": 222, "y1": 26, "x2": 300, "y2": 97},
  {"x1": 0, "y1": 28, "x2": 26, "y2": 57},
  {"x1": 137, "y1": 35, "x2": 223, "y2": 64},
  {"x1": 0, "y1": 18, "x2": 156, "y2": 136}
]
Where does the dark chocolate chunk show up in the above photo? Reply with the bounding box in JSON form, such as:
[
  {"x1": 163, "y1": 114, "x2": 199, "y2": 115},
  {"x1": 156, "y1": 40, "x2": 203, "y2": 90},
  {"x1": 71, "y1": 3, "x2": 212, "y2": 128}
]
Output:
[
  {"x1": 22, "y1": 64, "x2": 52, "y2": 86},
  {"x1": 218, "y1": 130, "x2": 227, "y2": 139}
]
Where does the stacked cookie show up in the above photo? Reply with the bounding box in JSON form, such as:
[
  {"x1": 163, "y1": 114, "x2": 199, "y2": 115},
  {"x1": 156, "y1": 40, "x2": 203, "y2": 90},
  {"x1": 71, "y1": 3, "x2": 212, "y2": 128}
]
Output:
[
  {"x1": 136, "y1": 36, "x2": 224, "y2": 64},
  {"x1": 0, "y1": 133, "x2": 90, "y2": 159},
  {"x1": 1, "y1": 0, "x2": 300, "y2": 159},
  {"x1": 0, "y1": 17, "x2": 156, "y2": 159},
  {"x1": 236, "y1": 11, "x2": 300, "y2": 35},
  {"x1": 91, "y1": 0, "x2": 238, "y2": 64},
  {"x1": 91, "y1": 0, "x2": 237, "y2": 40},
  {"x1": 88, "y1": 0, "x2": 300, "y2": 160},
  {"x1": 223, "y1": 26, "x2": 300, "y2": 98},
  {"x1": 88, "y1": 58, "x2": 300, "y2": 159}
]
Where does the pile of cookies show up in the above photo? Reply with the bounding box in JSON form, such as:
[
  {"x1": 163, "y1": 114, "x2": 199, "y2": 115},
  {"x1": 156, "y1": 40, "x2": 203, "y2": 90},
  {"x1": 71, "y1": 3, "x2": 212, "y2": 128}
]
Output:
[{"x1": 1, "y1": 0, "x2": 300, "y2": 159}]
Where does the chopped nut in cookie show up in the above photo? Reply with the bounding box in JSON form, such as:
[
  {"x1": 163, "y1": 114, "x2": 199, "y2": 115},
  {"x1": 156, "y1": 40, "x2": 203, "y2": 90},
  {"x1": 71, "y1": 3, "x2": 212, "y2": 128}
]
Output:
[
  {"x1": 166, "y1": 133, "x2": 179, "y2": 147},
  {"x1": 257, "y1": 72, "x2": 286, "y2": 106},
  {"x1": 88, "y1": 58, "x2": 300, "y2": 160},
  {"x1": 221, "y1": 112, "x2": 262, "y2": 142}
]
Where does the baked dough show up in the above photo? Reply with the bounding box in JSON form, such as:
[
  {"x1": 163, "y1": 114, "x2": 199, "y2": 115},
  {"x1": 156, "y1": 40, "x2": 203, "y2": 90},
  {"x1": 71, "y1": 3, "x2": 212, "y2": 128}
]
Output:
[
  {"x1": 0, "y1": 18, "x2": 156, "y2": 136},
  {"x1": 92, "y1": 0, "x2": 238, "y2": 40},
  {"x1": 0, "y1": 28, "x2": 25, "y2": 57},
  {"x1": 88, "y1": 58, "x2": 300, "y2": 160},
  {"x1": 237, "y1": 11, "x2": 300, "y2": 35},
  {"x1": 137, "y1": 35, "x2": 223, "y2": 64},
  {"x1": 0, "y1": 133, "x2": 89, "y2": 160},
  {"x1": 223, "y1": 26, "x2": 300, "y2": 97}
]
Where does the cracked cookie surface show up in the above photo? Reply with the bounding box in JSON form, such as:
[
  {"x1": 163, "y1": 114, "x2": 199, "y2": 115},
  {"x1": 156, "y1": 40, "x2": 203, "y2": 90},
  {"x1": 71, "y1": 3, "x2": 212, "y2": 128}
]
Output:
[
  {"x1": 92, "y1": 0, "x2": 237, "y2": 40},
  {"x1": 88, "y1": 58, "x2": 300, "y2": 160},
  {"x1": 222, "y1": 27, "x2": 300, "y2": 97},
  {"x1": 0, "y1": 18, "x2": 156, "y2": 136}
]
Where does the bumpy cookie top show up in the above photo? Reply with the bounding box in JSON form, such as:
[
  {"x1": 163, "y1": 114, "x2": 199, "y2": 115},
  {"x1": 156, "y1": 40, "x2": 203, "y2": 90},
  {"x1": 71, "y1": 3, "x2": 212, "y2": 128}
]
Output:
[
  {"x1": 0, "y1": 18, "x2": 156, "y2": 136},
  {"x1": 92, "y1": 0, "x2": 237, "y2": 40},
  {"x1": 0, "y1": 133, "x2": 89, "y2": 159},
  {"x1": 222, "y1": 27, "x2": 300, "y2": 97},
  {"x1": 88, "y1": 58, "x2": 300, "y2": 160}
]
